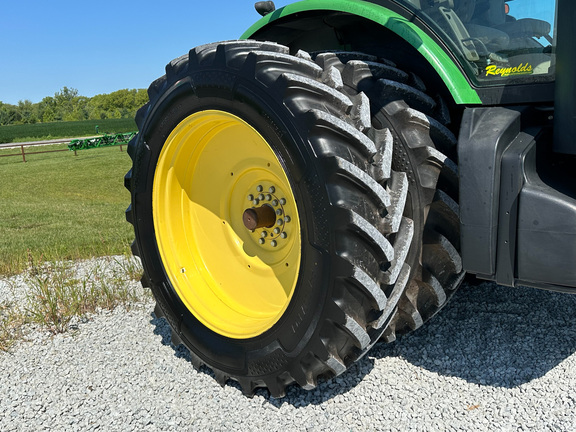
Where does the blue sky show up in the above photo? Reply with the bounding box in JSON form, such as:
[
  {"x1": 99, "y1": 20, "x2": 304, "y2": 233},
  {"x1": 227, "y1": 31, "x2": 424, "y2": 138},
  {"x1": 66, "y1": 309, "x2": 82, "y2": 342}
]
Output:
[
  {"x1": 1, "y1": 0, "x2": 555, "y2": 105},
  {"x1": 0, "y1": 1, "x2": 288, "y2": 105}
]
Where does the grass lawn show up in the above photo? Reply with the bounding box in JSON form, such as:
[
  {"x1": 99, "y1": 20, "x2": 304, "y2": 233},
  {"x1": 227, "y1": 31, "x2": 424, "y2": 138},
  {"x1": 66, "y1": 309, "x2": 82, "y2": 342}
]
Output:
[{"x1": 0, "y1": 143, "x2": 135, "y2": 275}]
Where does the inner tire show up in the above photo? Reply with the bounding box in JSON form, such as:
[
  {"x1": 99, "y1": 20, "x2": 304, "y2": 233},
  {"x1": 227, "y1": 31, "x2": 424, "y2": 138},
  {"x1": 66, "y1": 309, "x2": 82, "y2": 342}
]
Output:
[
  {"x1": 125, "y1": 41, "x2": 414, "y2": 396},
  {"x1": 313, "y1": 51, "x2": 465, "y2": 341}
]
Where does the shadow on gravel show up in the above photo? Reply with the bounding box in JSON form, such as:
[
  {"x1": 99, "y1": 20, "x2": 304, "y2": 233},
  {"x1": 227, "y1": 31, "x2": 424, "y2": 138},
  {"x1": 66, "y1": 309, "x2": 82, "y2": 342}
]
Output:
[
  {"x1": 149, "y1": 312, "x2": 376, "y2": 404},
  {"x1": 148, "y1": 281, "x2": 576, "y2": 405},
  {"x1": 378, "y1": 281, "x2": 576, "y2": 388}
]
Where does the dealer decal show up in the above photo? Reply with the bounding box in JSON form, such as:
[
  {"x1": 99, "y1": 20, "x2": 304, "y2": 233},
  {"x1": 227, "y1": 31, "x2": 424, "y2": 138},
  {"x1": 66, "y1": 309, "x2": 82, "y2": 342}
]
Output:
[{"x1": 485, "y1": 63, "x2": 533, "y2": 77}]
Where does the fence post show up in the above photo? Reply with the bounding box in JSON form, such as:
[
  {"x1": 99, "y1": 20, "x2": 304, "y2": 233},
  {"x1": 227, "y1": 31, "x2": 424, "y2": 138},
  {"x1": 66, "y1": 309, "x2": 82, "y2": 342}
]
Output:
[{"x1": 20, "y1": 145, "x2": 26, "y2": 163}]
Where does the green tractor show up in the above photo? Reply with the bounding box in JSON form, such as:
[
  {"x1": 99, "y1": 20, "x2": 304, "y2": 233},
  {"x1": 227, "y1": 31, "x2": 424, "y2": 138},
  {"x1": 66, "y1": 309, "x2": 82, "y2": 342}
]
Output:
[{"x1": 124, "y1": 0, "x2": 575, "y2": 396}]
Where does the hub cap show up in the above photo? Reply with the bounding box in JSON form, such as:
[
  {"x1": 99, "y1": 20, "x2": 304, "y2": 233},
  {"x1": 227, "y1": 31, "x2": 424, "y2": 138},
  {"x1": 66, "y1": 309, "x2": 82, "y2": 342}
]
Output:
[{"x1": 152, "y1": 110, "x2": 301, "y2": 338}]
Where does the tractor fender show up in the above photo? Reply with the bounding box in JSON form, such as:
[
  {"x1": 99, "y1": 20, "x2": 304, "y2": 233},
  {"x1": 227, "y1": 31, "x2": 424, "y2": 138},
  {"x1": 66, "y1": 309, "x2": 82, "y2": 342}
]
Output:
[{"x1": 241, "y1": 0, "x2": 481, "y2": 105}]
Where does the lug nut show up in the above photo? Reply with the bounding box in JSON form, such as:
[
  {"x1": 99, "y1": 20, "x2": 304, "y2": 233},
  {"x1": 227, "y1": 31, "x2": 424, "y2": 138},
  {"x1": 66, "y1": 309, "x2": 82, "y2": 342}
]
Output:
[
  {"x1": 258, "y1": 194, "x2": 265, "y2": 201},
  {"x1": 277, "y1": 219, "x2": 284, "y2": 226},
  {"x1": 279, "y1": 198, "x2": 286, "y2": 205},
  {"x1": 265, "y1": 194, "x2": 272, "y2": 201},
  {"x1": 252, "y1": 199, "x2": 260, "y2": 205},
  {"x1": 271, "y1": 240, "x2": 277, "y2": 247},
  {"x1": 284, "y1": 216, "x2": 291, "y2": 223},
  {"x1": 258, "y1": 238, "x2": 265, "y2": 245},
  {"x1": 273, "y1": 227, "x2": 280, "y2": 235},
  {"x1": 268, "y1": 186, "x2": 275, "y2": 193},
  {"x1": 276, "y1": 209, "x2": 283, "y2": 215},
  {"x1": 272, "y1": 199, "x2": 279, "y2": 206},
  {"x1": 256, "y1": 185, "x2": 263, "y2": 192},
  {"x1": 280, "y1": 232, "x2": 287, "y2": 239},
  {"x1": 247, "y1": 194, "x2": 254, "y2": 201},
  {"x1": 261, "y1": 231, "x2": 268, "y2": 238}
]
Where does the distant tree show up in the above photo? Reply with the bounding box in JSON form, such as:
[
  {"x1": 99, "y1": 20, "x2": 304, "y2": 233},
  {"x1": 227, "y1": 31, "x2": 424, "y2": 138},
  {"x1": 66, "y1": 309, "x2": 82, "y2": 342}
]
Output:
[
  {"x1": 0, "y1": 102, "x2": 21, "y2": 125},
  {"x1": 17, "y1": 100, "x2": 38, "y2": 124},
  {"x1": 0, "y1": 87, "x2": 148, "y2": 126},
  {"x1": 37, "y1": 96, "x2": 58, "y2": 122},
  {"x1": 87, "y1": 89, "x2": 148, "y2": 120}
]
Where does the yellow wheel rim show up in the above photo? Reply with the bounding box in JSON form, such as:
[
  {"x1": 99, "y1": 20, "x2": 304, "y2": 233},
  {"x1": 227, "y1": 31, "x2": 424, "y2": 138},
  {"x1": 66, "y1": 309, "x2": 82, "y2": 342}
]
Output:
[{"x1": 153, "y1": 110, "x2": 301, "y2": 338}]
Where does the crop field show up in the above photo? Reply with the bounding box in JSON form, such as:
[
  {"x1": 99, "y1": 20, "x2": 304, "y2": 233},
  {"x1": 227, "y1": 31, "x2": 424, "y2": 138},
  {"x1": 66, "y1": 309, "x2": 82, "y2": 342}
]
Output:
[
  {"x1": 0, "y1": 118, "x2": 137, "y2": 144},
  {"x1": 0, "y1": 141, "x2": 134, "y2": 275}
]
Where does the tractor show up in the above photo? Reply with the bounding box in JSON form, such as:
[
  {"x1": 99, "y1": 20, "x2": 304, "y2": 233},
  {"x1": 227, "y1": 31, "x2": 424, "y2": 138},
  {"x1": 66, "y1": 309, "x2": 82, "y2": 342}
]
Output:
[{"x1": 124, "y1": 0, "x2": 576, "y2": 397}]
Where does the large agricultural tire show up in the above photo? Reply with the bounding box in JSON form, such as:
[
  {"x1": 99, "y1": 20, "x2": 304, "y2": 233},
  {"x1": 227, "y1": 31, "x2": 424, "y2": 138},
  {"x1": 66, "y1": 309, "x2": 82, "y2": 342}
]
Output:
[
  {"x1": 124, "y1": 41, "x2": 417, "y2": 397},
  {"x1": 313, "y1": 52, "x2": 465, "y2": 341}
]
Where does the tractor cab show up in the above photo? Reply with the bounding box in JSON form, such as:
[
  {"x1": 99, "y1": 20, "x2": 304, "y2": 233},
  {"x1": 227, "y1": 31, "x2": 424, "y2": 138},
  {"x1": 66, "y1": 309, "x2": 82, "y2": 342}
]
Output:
[{"x1": 400, "y1": 0, "x2": 556, "y2": 85}]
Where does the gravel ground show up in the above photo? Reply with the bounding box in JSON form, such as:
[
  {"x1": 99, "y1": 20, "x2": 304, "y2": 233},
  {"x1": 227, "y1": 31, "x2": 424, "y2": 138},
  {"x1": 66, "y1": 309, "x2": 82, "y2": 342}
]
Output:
[{"x1": 1, "y1": 259, "x2": 576, "y2": 431}]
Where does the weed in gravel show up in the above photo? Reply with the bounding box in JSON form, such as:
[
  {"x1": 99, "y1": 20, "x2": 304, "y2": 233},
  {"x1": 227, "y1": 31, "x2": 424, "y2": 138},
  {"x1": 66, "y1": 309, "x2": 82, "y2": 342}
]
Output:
[
  {"x1": 21, "y1": 256, "x2": 147, "y2": 335},
  {"x1": 0, "y1": 302, "x2": 26, "y2": 352},
  {"x1": 24, "y1": 262, "x2": 82, "y2": 333}
]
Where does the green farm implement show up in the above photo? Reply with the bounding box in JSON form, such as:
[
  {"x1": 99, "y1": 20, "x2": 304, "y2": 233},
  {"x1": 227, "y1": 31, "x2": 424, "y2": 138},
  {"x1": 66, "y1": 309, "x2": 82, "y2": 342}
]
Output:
[{"x1": 68, "y1": 128, "x2": 136, "y2": 151}]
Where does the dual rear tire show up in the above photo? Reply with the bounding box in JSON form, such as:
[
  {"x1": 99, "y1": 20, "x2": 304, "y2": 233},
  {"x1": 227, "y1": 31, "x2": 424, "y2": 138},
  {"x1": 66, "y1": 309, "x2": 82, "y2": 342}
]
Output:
[{"x1": 125, "y1": 41, "x2": 463, "y2": 396}]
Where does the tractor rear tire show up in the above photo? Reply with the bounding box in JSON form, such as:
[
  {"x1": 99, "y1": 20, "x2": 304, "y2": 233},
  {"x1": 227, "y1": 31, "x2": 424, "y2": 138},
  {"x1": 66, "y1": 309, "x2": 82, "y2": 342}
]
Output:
[
  {"x1": 314, "y1": 52, "x2": 465, "y2": 341},
  {"x1": 125, "y1": 41, "x2": 414, "y2": 396}
]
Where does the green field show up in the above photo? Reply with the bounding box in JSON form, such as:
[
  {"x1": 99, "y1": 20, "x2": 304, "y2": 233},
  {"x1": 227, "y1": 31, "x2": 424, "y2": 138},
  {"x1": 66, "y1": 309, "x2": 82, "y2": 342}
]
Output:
[
  {"x1": 0, "y1": 142, "x2": 135, "y2": 275},
  {"x1": 0, "y1": 118, "x2": 137, "y2": 144}
]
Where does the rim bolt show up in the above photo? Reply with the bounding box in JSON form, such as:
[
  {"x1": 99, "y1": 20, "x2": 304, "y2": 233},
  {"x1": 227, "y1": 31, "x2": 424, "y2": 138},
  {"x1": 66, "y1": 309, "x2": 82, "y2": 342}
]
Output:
[
  {"x1": 277, "y1": 219, "x2": 284, "y2": 226},
  {"x1": 279, "y1": 198, "x2": 286, "y2": 205},
  {"x1": 252, "y1": 199, "x2": 260, "y2": 206},
  {"x1": 256, "y1": 185, "x2": 263, "y2": 192},
  {"x1": 247, "y1": 194, "x2": 254, "y2": 201},
  {"x1": 284, "y1": 216, "x2": 291, "y2": 223},
  {"x1": 268, "y1": 186, "x2": 275, "y2": 193},
  {"x1": 276, "y1": 208, "x2": 283, "y2": 216},
  {"x1": 271, "y1": 240, "x2": 277, "y2": 247},
  {"x1": 258, "y1": 194, "x2": 265, "y2": 201},
  {"x1": 261, "y1": 231, "x2": 268, "y2": 238},
  {"x1": 265, "y1": 194, "x2": 272, "y2": 201},
  {"x1": 280, "y1": 232, "x2": 287, "y2": 239},
  {"x1": 272, "y1": 199, "x2": 279, "y2": 206},
  {"x1": 258, "y1": 238, "x2": 265, "y2": 245},
  {"x1": 273, "y1": 227, "x2": 280, "y2": 235}
]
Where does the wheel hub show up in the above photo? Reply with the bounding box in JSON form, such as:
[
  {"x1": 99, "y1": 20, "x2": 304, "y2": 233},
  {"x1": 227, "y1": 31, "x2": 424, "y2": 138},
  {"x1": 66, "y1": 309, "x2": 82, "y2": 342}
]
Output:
[{"x1": 243, "y1": 184, "x2": 293, "y2": 249}]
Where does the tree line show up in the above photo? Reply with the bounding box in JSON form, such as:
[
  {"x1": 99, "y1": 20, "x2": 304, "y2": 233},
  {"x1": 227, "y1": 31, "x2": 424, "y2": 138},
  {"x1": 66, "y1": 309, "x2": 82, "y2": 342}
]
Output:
[{"x1": 0, "y1": 87, "x2": 148, "y2": 126}]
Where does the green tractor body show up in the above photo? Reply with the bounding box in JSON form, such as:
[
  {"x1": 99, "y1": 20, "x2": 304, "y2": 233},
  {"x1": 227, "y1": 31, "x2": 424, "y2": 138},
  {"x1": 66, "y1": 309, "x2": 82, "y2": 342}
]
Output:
[{"x1": 124, "y1": 0, "x2": 576, "y2": 396}]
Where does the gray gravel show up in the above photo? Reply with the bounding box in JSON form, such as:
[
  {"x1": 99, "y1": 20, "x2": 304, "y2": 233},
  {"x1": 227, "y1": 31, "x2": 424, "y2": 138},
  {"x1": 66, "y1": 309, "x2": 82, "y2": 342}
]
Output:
[{"x1": 1, "y1": 259, "x2": 576, "y2": 431}]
